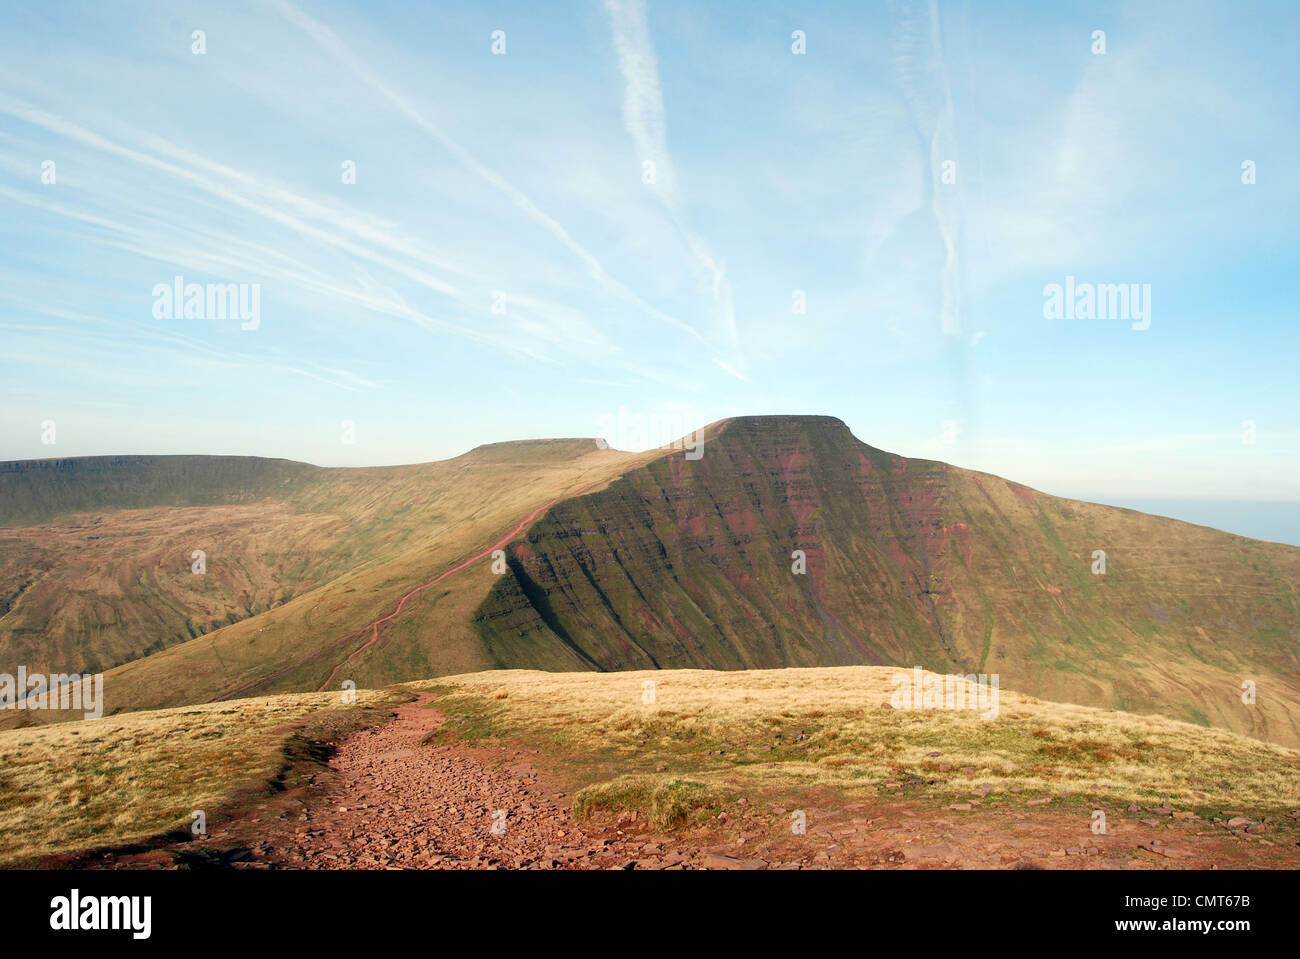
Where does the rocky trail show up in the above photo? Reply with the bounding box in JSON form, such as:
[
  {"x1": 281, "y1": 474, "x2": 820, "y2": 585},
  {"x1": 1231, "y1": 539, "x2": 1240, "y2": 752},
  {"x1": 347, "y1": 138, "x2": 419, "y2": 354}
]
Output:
[
  {"x1": 316, "y1": 493, "x2": 584, "y2": 693},
  {"x1": 69, "y1": 694, "x2": 1300, "y2": 871},
  {"x1": 256, "y1": 694, "x2": 690, "y2": 870}
]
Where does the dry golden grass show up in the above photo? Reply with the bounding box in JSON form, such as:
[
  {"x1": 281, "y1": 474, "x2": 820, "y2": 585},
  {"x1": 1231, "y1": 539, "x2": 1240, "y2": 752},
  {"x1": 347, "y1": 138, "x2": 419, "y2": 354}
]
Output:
[
  {"x1": 0, "y1": 689, "x2": 396, "y2": 865},
  {"x1": 414, "y1": 666, "x2": 1300, "y2": 814},
  {"x1": 0, "y1": 502, "x2": 353, "y2": 686},
  {"x1": 75, "y1": 441, "x2": 659, "y2": 717},
  {"x1": 6, "y1": 666, "x2": 1296, "y2": 865}
]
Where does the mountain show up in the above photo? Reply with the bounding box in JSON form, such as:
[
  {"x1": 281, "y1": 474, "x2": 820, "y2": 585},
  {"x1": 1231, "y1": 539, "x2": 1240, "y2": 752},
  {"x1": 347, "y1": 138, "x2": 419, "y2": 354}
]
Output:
[
  {"x1": 3, "y1": 416, "x2": 1298, "y2": 746},
  {"x1": 0, "y1": 442, "x2": 650, "y2": 680},
  {"x1": 471, "y1": 416, "x2": 1300, "y2": 745}
]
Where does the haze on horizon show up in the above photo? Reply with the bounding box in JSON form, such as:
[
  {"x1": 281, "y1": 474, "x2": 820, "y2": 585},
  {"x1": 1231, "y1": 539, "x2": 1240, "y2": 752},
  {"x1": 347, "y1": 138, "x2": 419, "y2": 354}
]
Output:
[{"x1": 2, "y1": 1, "x2": 1297, "y2": 541}]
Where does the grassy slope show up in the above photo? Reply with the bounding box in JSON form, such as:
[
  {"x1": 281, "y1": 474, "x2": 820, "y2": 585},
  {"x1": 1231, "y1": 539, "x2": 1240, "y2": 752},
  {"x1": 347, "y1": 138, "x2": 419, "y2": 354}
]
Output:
[
  {"x1": 0, "y1": 502, "x2": 358, "y2": 675},
  {"x1": 7, "y1": 668, "x2": 1296, "y2": 864},
  {"x1": 415, "y1": 666, "x2": 1300, "y2": 826},
  {"x1": 5, "y1": 416, "x2": 1298, "y2": 750},
  {"x1": 0, "y1": 453, "x2": 441, "y2": 674},
  {"x1": 1, "y1": 445, "x2": 647, "y2": 678},
  {"x1": 471, "y1": 416, "x2": 1300, "y2": 746},
  {"x1": 0, "y1": 456, "x2": 323, "y2": 674},
  {"x1": 21, "y1": 440, "x2": 659, "y2": 720},
  {"x1": 0, "y1": 688, "x2": 401, "y2": 865}
]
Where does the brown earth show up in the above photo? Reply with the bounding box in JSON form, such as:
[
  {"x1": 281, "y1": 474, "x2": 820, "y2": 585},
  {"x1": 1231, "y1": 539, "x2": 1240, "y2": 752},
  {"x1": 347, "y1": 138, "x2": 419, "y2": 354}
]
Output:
[{"x1": 52, "y1": 694, "x2": 1300, "y2": 871}]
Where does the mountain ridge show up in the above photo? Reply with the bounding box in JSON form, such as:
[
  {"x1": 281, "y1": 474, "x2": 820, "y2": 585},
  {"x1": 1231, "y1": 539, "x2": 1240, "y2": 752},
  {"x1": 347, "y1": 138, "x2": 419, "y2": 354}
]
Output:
[{"x1": 3, "y1": 415, "x2": 1297, "y2": 748}]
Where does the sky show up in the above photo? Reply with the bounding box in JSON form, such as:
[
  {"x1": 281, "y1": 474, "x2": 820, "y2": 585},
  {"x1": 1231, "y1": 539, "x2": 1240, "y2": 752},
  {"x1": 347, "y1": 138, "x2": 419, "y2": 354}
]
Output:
[{"x1": 2, "y1": 1, "x2": 1298, "y2": 542}]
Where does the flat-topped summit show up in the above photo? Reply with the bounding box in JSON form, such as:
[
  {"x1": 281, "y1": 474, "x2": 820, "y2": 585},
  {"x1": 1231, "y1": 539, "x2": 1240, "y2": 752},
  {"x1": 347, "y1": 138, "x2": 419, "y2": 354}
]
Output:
[{"x1": 719, "y1": 414, "x2": 851, "y2": 433}]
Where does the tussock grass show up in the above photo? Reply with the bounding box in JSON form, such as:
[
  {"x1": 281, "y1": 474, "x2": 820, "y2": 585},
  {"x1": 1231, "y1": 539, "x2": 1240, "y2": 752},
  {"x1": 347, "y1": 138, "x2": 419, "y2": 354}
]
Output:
[
  {"x1": 412, "y1": 667, "x2": 1300, "y2": 815},
  {"x1": 0, "y1": 689, "x2": 396, "y2": 865},
  {"x1": 571, "y1": 776, "x2": 731, "y2": 829}
]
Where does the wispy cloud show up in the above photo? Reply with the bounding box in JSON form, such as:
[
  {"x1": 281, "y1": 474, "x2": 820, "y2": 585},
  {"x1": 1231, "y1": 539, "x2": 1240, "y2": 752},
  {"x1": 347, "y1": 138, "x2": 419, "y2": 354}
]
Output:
[
  {"x1": 264, "y1": 0, "x2": 702, "y2": 343},
  {"x1": 890, "y1": 0, "x2": 962, "y2": 336},
  {"x1": 0, "y1": 93, "x2": 626, "y2": 364},
  {"x1": 602, "y1": 0, "x2": 743, "y2": 366},
  {"x1": 0, "y1": 0, "x2": 1294, "y2": 496}
]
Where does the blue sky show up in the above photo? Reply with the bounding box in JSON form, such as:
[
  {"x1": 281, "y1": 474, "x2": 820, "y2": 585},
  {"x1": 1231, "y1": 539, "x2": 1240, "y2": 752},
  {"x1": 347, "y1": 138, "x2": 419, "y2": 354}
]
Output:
[{"x1": 2, "y1": 1, "x2": 1298, "y2": 539}]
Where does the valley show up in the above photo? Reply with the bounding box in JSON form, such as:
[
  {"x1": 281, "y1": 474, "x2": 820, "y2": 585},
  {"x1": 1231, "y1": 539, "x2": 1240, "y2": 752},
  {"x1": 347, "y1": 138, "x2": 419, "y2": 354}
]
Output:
[{"x1": 3, "y1": 415, "x2": 1297, "y2": 750}]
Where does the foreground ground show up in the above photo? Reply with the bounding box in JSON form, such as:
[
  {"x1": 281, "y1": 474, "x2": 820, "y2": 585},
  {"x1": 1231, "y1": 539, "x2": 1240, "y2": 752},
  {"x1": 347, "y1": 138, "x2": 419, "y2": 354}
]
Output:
[{"x1": 10, "y1": 667, "x2": 1299, "y2": 870}]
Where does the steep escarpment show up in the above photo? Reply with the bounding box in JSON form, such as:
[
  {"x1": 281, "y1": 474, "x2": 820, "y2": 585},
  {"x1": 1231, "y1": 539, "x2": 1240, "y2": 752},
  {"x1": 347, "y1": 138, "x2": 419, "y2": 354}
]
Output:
[
  {"x1": 473, "y1": 416, "x2": 1300, "y2": 745},
  {"x1": 0, "y1": 440, "x2": 635, "y2": 683},
  {"x1": 7, "y1": 417, "x2": 1299, "y2": 746},
  {"x1": 3, "y1": 438, "x2": 648, "y2": 722},
  {"x1": 0, "y1": 455, "x2": 324, "y2": 527},
  {"x1": 473, "y1": 416, "x2": 943, "y2": 670}
]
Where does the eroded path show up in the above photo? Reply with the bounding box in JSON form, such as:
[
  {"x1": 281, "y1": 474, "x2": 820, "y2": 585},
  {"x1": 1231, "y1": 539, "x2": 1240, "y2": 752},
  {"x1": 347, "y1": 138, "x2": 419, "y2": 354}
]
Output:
[
  {"x1": 248, "y1": 694, "x2": 689, "y2": 869},
  {"x1": 316, "y1": 495, "x2": 572, "y2": 692},
  {"x1": 78, "y1": 694, "x2": 1300, "y2": 871}
]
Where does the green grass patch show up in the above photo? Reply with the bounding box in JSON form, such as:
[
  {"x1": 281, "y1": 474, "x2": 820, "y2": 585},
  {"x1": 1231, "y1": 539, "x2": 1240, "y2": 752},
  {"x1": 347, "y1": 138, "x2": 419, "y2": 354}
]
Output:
[{"x1": 570, "y1": 775, "x2": 732, "y2": 829}]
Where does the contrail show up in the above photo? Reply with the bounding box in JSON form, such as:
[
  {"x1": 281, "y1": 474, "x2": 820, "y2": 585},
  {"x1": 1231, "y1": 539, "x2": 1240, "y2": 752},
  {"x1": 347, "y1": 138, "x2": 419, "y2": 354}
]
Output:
[{"x1": 264, "y1": 0, "x2": 703, "y2": 342}]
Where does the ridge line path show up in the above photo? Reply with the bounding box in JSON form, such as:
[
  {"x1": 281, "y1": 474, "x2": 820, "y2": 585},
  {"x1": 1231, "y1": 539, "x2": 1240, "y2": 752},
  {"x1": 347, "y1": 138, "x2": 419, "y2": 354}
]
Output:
[{"x1": 317, "y1": 486, "x2": 594, "y2": 692}]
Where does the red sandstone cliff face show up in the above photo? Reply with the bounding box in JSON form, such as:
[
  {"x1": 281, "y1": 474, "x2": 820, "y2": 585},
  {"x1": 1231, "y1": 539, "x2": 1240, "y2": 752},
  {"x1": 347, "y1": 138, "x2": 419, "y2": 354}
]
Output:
[
  {"x1": 472, "y1": 416, "x2": 1300, "y2": 744},
  {"x1": 472, "y1": 416, "x2": 996, "y2": 673}
]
